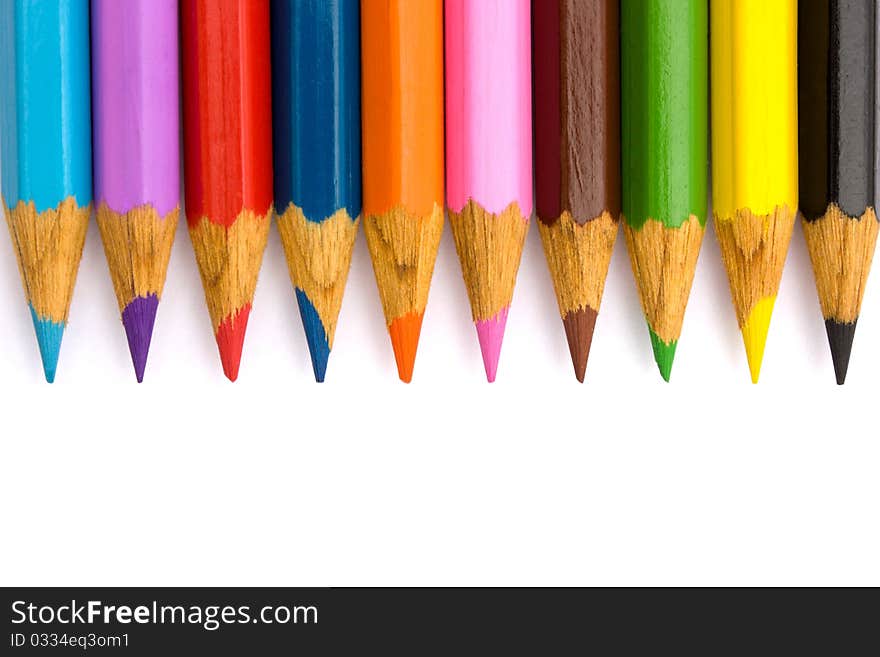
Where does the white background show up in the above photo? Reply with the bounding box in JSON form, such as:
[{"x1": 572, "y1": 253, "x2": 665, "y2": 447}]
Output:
[{"x1": 0, "y1": 196, "x2": 878, "y2": 586}]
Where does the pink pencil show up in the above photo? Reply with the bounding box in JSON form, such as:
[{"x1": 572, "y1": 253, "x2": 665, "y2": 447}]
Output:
[{"x1": 445, "y1": 0, "x2": 532, "y2": 382}]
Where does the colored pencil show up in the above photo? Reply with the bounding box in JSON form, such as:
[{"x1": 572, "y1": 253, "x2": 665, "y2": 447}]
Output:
[
  {"x1": 711, "y1": 0, "x2": 798, "y2": 383},
  {"x1": 0, "y1": 1, "x2": 91, "y2": 383},
  {"x1": 361, "y1": 0, "x2": 444, "y2": 383},
  {"x1": 799, "y1": 0, "x2": 878, "y2": 384},
  {"x1": 92, "y1": 0, "x2": 180, "y2": 383},
  {"x1": 272, "y1": 0, "x2": 361, "y2": 383},
  {"x1": 445, "y1": 0, "x2": 532, "y2": 382},
  {"x1": 621, "y1": 0, "x2": 708, "y2": 382},
  {"x1": 181, "y1": 0, "x2": 273, "y2": 381},
  {"x1": 533, "y1": 0, "x2": 620, "y2": 383}
]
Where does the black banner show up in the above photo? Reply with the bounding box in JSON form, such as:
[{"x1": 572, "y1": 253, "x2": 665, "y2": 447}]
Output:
[{"x1": 1, "y1": 588, "x2": 875, "y2": 654}]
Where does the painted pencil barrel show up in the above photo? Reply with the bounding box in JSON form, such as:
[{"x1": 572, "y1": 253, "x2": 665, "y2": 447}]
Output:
[
  {"x1": 92, "y1": 0, "x2": 179, "y2": 221},
  {"x1": 181, "y1": 0, "x2": 273, "y2": 382},
  {"x1": 711, "y1": 0, "x2": 798, "y2": 383},
  {"x1": 621, "y1": 0, "x2": 708, "y2": 381},
  {"x1": 92, "y1": 0, "x2": 180, "y2": 382},
  {"x1": 272, "y1": 0, "x2": 361, "y2": 383},
  {"x1": 799, "y1": 0, "x2": 878, "y2": 384},
  {"x1": 445, "y1": 0, "x2": 532, "y2": 382},
  {"x1": 533, "y1": 0, "x2": 621, "y2": 382},
  {"x1": 361, "y1": 0, "x2": 444, "y2": 382},
  {"x1": 0, "y1": 0, "x2": 92, "y2": 382}
]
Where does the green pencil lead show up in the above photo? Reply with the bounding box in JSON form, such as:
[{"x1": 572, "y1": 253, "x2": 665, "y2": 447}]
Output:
[{"x1": 649, "y1": 327, "x2": 677, "y2": 382}]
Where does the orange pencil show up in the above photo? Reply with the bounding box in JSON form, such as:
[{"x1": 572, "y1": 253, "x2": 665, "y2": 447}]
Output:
[{"x1": 361, "y1": 0, "x2": 444, "y2": 382}]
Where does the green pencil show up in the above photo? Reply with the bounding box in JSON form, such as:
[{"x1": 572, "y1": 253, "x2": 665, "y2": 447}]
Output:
[{"x1": 620, "y1": 0, "x2": 708, "y2": 381}]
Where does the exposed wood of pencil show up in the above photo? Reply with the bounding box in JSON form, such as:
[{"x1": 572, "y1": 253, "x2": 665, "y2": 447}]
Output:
[
  {"x1": 363, "y1": 204, "x2": 444, "y2": 328},
  {"x1": 537, "y1": 212, "x2": 617, "y2": 381},
  {"x1": 5, "y1": 198, "x2": 90, "y2": 324},
  {"x1": 803, "y1": 204, "x2": 878, "y2": 325},
  {"x1": 187, "y1": 208, "x2": 271, "y2": 333},
  {"x1": 623, "y1": 214, "x2": 704, "y2": 345},
  {"x1": 95, "y1": 204, "x2": 178, "y2": 312},
  {"x1": 714, "y1": 205, "x2": 796, "y2": 329},
  {"x1": 277, "y1": 204, "x2": 359, "y2": 350},
  {"x1": 804, "y1": 204, "x2": 878, "y2": 384},
  {"x1": 448, "y1": 200, "x2": 529, "y2": 323}
]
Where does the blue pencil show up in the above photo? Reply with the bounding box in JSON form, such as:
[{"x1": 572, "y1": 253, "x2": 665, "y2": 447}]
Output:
[
  {"x1": 271, "y1": 0, "x2": 362, "y2": 382},
  {"x1": 0, "y1": 1, "x2": 92, "y2": 383}
]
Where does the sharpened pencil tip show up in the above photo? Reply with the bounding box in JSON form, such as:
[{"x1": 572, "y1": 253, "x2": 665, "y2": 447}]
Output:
[
  {"x1": 648, "y1": 327, "x2": 677, "y2": 382},
  {"x1": 562, "y1": 307, "x2": 597, "y2": 383},
  {"x1": 825, "y1": 318, "x2": 857, "y2": 385},
  {"x1": 294, "y1": 289, "x2": 331, "y2": 383},
  {"x1": 29, "y1": 306, "x2": 64, "y2": 383},
  {"x1": 742, "y1": 296, "x2": 775, "y2": 384},
  {"x1": 389, "y1": 311, "x2": 424, "y2": 383},
  {"x1": 216, "y1": 305, "x2": 251, "y2": 383},
  {"x1": 311, "y1": 355, "x2": 328, "y2": 383},
  {"x1": 476, "y1": 307, "x2": 509, "y2": 383},
  {"x1": 122, "y1": 294, "x2": 159, "y2": 383}
]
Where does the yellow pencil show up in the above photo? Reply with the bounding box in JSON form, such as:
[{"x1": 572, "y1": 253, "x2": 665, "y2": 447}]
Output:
[{"x1": 711, "y1": 0, "x2": 798, "y2": 383}]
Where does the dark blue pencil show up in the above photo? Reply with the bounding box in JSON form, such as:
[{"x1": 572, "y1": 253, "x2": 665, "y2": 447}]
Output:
[{"x1": 271, "y1": 0, "x2": 362, "y2": 382}]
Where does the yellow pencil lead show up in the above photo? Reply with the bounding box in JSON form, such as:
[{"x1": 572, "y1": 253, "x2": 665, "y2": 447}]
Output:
[{"x1": 741, "y1": 296, "x2": 775, "y2": 384}]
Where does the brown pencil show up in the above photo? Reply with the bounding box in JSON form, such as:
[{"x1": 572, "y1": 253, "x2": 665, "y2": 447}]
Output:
[{"x1": 533, "y1": 0, "x2": 620, "y2": 382}]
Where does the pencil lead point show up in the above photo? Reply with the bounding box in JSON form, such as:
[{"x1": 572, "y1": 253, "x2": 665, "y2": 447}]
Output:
[
  {"x1": 476, "y1": 307, "x2": 509, "y2": 383},
  {"x1": 825, "y1": 319, "x2": 856, "y2": 385},
  {"x1": 122, "y1": 294, "x2": 159, "y2": 383},
  {"x1": 295, "y1": 289, "x2": 330, "y2": 383},
  {"x1": 216, "y1": 305, "x2": 251, "y2": 383},
  {"x1": 562, "y1": 307, "x2": 597, "y2": 383},
  {"x1": 742, "y1": 296, "x2": 775, "y2": 384},
  {"x1": 649, "y1": 327, "x2": 677, "y2": 382},
  {"x1": 389, "y1": 312, "x2": 424, "y2": 384},
  {"x1": 29, "y1": 306, "x2": 64, "y2": 383}
]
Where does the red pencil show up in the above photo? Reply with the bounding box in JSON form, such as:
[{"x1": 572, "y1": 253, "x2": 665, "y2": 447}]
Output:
[{"x1": 181, "y1": 0, "x2": 273, "y2": 381}]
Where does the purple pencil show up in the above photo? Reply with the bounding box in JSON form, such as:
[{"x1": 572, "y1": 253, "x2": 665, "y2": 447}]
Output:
[{"x1": 92, "y1": 0, "x2": 180, "y2": 382}]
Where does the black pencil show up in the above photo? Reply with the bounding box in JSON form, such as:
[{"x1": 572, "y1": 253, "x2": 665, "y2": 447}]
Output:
[{"x1": 799, "y1": 0, "x2": 879, "y2": 384}]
